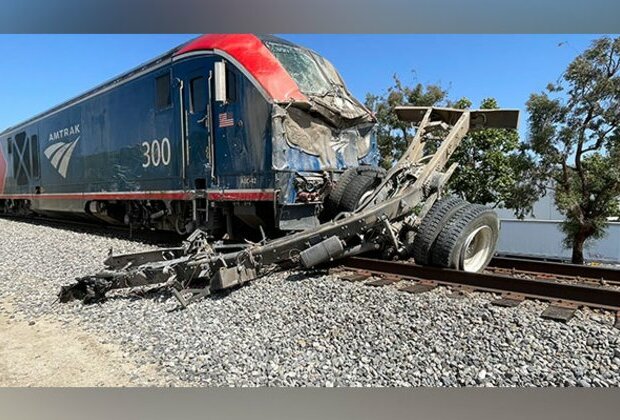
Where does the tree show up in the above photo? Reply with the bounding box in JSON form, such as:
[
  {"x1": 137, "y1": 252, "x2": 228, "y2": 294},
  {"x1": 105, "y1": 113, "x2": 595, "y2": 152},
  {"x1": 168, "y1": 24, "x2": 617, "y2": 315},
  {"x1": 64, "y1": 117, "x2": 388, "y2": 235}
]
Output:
[
  {"x1": 445, "y1": 98, "x2": 542, "y2": 218},
  {"x1": 365, "y1": 75, "x2": 447, "y2": 169},
  {"x1": 526, "y1": 36, "x2": 620, "y2": 264},
  {"x1": 366, "y1": 77, "x2": 541, "y2": 218}
]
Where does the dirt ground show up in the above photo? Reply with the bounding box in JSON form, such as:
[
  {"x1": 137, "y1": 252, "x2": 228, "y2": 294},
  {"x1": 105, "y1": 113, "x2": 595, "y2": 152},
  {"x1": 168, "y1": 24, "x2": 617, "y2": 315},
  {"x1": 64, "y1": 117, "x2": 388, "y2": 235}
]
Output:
[{"x1": 0, "y1": 301, "x2": 164, "y2": 387}]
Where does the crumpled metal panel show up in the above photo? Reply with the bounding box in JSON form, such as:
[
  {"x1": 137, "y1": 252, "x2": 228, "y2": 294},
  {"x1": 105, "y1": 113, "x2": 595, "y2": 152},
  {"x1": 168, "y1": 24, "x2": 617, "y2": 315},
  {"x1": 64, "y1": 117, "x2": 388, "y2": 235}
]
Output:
[{"x1": 271, "y1": 105, "x2": 379, "y2": 173}]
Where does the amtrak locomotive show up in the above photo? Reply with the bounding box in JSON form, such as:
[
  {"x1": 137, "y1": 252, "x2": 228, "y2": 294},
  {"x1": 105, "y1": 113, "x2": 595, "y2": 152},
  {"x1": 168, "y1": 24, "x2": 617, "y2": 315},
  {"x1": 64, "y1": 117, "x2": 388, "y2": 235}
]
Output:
[{"x1": 0, "y1": 34, "x2": 380, "y2": 237}]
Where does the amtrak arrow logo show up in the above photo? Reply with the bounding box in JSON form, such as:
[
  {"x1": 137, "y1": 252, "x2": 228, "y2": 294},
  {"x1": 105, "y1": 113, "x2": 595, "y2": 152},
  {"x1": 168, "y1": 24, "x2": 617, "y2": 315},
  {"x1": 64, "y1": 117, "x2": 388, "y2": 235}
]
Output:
[{"x1": 44, "y1": 137, "x2": 80, "y2": 178}]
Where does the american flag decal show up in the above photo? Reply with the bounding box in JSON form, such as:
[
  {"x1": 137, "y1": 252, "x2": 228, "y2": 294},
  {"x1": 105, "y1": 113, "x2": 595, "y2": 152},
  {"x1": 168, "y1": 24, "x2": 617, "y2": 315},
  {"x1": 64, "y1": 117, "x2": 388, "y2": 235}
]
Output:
[{"x1": 218, "y1": 111, "x2": 235, "y2": 128}]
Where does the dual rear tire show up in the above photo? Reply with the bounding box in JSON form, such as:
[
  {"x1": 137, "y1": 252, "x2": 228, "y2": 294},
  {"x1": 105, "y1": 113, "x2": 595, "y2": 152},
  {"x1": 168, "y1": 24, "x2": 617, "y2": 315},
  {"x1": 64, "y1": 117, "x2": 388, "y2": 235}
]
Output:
[
  {"x1": 413, "y1": 196, "x2": 499, "y2": 272},
  {"x1": 322, "y1": 168, "x2": 498, "y2": 273},
  {"x1": 323, "y1": 166, "x2": 385, "y2": 220}
]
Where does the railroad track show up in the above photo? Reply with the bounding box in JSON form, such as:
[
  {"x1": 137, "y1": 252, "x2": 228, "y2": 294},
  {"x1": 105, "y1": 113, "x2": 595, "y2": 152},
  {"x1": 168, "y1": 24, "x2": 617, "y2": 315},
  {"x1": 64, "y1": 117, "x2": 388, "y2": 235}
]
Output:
[
  {"x1": 489, "y1": 256, "x2": 620, "y2": 286},
  {"x1": 334, "y1": 257, "x2": 620, "y2": 328}
]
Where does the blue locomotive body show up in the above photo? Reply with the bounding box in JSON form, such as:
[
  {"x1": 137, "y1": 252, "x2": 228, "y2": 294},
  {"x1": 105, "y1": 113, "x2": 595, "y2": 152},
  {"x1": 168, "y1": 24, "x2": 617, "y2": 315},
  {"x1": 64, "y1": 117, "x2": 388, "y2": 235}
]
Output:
[{"x1": 0, "y1": 34, "x2": 378, "y2": 237}]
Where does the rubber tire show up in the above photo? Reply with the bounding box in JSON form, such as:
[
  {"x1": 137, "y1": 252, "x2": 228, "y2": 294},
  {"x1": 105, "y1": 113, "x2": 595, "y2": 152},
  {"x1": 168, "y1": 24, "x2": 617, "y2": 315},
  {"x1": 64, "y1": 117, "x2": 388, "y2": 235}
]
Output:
[
  {"x1": 324, "y1": 168, "x2": 358, "y2": 217},
  {"x1": 338, "y1": 175, "x2": 377, "y2": 212},
  {"x1": 411, "y1": 196, "x2": 468, "y2": 266},
  {"x1": 324, "y1": 166, "x2": 385, "y2": 218},
  {"x1": 430, "y1": 204, "x2": 500, "y2": 271}
]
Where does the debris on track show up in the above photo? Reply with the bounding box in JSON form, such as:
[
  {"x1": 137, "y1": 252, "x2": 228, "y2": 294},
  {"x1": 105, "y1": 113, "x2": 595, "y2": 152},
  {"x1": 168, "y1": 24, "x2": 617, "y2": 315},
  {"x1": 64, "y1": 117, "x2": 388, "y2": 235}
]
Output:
[{"x1": 59, "y1": 107, "x2": 520, "y2": 307}]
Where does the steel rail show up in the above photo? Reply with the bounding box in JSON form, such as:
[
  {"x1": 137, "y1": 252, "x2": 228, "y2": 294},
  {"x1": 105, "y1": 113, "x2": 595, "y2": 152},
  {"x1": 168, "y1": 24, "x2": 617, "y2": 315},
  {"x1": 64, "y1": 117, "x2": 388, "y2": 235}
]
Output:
[
  {"x1": 490, "y1": 256, "x2": 620, "y2": 285},
  {"x1": 339, "y1": 257, "x2": 620, "y2": 312}
]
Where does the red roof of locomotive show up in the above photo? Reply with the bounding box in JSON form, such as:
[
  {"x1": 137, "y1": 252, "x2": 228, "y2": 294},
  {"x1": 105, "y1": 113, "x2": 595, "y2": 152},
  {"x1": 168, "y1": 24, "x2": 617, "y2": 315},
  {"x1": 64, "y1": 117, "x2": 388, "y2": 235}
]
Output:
[{"x1": 175, "y1": 34, "x2": 307, "y2": 103}]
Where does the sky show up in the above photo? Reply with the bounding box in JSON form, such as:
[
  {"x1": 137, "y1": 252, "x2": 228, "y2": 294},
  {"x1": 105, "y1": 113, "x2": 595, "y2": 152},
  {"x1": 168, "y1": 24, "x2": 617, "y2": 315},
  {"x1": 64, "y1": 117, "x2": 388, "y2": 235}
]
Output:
[{"x1": 0, "y1": 34, "x2": 609, "y2": 136}]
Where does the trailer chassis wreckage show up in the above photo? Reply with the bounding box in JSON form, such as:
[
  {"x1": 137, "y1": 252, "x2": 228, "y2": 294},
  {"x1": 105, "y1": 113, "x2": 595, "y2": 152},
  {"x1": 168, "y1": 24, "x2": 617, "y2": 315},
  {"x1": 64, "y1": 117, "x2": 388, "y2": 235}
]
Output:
[{"x1": 58, "y1": 107, "x2": 519, "y2": 306}]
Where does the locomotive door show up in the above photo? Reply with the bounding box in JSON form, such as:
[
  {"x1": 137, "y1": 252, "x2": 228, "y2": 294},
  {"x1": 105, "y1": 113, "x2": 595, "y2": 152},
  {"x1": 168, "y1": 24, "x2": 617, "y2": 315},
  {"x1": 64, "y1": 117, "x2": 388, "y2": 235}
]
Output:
[{"x1": 174, "y1": 59, "x2": 213, "y2": 190}]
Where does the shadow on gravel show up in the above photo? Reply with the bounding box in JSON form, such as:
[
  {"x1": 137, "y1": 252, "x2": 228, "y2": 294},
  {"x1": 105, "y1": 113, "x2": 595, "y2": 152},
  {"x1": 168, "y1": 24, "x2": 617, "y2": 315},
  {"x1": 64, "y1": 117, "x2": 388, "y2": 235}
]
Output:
[
  {"x1": 284, "y1": 269, "x2": 328, "y2": 283},
  {"x1": 105, "y1": 286, "x2": 175, "y2": 303},
  {"x1": 100, "y1": 283, "x2": 235, "y2": 312},
  {"x1": 0, "y1": 215, "x2": 183, "y2": 246}
]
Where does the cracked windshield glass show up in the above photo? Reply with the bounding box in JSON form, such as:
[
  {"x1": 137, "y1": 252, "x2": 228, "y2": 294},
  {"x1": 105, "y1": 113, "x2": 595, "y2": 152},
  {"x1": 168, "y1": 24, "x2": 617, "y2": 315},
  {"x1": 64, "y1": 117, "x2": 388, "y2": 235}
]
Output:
[{"x1": 265, "y1": 42, "x2": 332, "y2": 96}]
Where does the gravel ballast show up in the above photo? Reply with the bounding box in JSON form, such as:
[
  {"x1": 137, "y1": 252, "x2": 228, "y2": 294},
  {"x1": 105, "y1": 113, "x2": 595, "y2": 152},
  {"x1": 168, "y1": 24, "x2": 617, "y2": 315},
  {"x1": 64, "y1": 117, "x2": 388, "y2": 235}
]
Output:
[{"x1": 0, "y1": 218, "x2": 619, "y2": 386}]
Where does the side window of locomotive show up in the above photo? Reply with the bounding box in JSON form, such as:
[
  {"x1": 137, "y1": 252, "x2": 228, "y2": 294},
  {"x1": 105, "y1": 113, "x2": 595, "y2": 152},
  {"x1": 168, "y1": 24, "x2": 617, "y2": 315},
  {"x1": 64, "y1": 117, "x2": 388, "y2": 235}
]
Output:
[
  {"x1": 190, "y1": 76, "x2": 207, "y2": 114},
  {"x1": 225, "y1": 68, "x2": 237, "y2": 102},
  {"x1": 155, "y1": 74, "x2": 171, "y2": 110}
]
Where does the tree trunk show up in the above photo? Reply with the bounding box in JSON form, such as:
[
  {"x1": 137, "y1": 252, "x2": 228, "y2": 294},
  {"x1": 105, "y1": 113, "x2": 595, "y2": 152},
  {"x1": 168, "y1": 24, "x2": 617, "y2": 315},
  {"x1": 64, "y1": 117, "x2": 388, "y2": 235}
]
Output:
[{"x1": 571, "y1": 231, "x2": 587, "y2": 265}]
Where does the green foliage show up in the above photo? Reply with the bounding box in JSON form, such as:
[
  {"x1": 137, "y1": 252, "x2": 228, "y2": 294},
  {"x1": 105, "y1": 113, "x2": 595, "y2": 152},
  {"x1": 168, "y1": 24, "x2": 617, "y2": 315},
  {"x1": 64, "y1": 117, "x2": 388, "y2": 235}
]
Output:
[
  {"x1": 444, "y1": 97, "x2": 542, "y2": 217},
  {"x1": 365, "y1": 74, "x2": 448, "y2": 169},
  {"x1": 366, "y1": 76, "x2": 541, "y2": 217},
  {"x1": 526, "y1": 36, "x2": 620, "y2": 263}
]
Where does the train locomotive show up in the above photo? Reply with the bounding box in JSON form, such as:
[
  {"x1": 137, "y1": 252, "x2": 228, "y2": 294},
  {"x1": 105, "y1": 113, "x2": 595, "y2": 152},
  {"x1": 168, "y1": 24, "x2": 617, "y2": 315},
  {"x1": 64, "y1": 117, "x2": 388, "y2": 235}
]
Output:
[{"x1": 0, "y1": 34, "x2": 379, "y2": 238}]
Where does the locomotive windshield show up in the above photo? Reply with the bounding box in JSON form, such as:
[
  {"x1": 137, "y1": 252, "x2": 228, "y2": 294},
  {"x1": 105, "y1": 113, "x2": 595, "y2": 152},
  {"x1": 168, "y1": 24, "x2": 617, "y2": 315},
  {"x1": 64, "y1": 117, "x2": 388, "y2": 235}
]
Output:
[
  {"x1": 310, "y1": 52, "x2": 347, "y2": 89},
  {"x1": 265, "y1": 40, "x2": 372, "y2": 123},
  {"x1": 265, "y1": 42, "x2": 333, "y2": 95}
]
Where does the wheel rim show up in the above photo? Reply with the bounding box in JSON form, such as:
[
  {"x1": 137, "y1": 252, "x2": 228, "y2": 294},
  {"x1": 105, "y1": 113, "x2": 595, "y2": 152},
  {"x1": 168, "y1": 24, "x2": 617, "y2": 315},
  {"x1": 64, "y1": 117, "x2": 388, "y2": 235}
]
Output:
[
  {"x1": 357, "y1": 189, "x2": 375, "y2": 209},
  {"x1": 461, "y1": 225, "x2": 493, "y2": 272}
]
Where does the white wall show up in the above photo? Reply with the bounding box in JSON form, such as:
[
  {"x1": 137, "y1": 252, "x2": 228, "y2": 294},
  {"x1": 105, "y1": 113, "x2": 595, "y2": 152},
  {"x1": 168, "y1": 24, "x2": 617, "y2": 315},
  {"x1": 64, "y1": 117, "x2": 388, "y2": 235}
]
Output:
[
  {"x1": 496, "y1": 219, "x2": 620, "y2": 263},
  {"x1": 495, "y1": 188, "x2": 563, "y2": 220},
  {"x1": 494, "y1": 186, "x2": 620, "y2": 263}
]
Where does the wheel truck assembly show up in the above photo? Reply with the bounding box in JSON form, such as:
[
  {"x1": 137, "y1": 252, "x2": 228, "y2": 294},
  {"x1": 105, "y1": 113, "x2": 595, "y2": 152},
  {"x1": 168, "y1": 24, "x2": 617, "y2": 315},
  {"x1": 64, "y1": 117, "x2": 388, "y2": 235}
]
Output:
[{"x1": 58, "y1": 106, "x2": 519, "y2": 306}]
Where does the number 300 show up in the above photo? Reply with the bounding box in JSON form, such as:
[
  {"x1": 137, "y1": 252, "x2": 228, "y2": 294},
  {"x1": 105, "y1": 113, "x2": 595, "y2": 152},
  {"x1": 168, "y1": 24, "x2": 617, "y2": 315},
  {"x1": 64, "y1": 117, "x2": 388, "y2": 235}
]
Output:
[{"x1": 142, "y1": 138, "x2": 171, "y2": 168}]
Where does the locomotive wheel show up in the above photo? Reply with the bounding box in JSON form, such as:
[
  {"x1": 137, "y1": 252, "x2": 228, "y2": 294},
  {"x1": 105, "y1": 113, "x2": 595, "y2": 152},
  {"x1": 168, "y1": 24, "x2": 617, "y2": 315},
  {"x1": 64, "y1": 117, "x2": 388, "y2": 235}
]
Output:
[
  {"x1": 411, "y1": 195, "x2": 468, "y2": 266},
  {"x1": 430, "y1": 204, "x2": 499, "y2": 272},
  {"x1": 323, "y1": 166, "x2": 385, "y2": 219}
]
